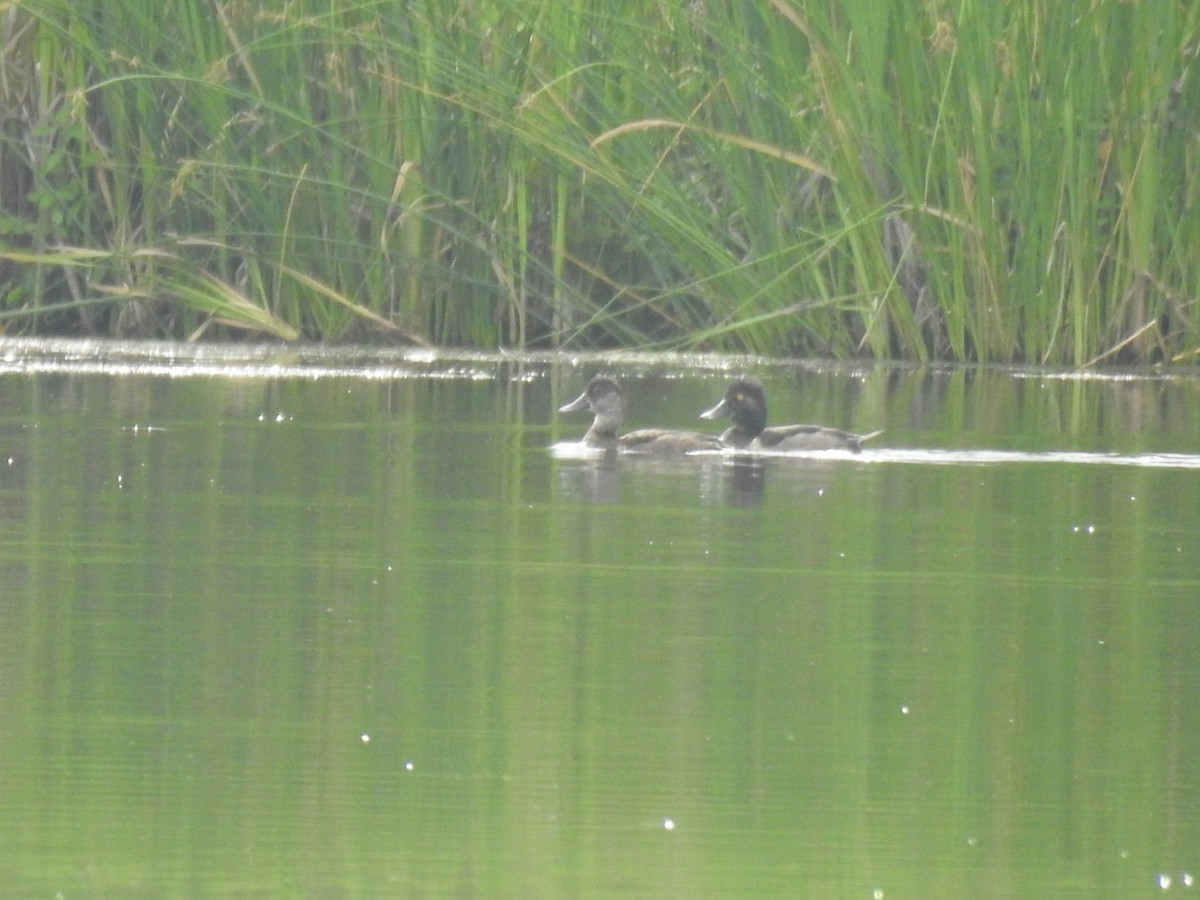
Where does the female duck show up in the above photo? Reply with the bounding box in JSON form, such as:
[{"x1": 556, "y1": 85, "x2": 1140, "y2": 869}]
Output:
[
  {"x1": 560, "y1": 376, "x2": 723, "y2": 454},
  {"x1": 700, "y1": 377, "x2": 880, "y2": 452}
]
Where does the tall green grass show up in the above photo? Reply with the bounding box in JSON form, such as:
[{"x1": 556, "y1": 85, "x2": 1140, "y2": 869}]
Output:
[{"x1": 0, "y1": 0, "x2": 1197, "y2": 363}]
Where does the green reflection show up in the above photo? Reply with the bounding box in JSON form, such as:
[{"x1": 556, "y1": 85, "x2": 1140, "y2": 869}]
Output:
[{"x1": 0, "y1": 365, "x2": 1197, "y2": 897}]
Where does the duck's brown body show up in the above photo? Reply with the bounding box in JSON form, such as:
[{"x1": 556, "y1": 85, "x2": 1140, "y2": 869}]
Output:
[{"x1": 559, "y1": 377, "x2": 723, "y2": 454}]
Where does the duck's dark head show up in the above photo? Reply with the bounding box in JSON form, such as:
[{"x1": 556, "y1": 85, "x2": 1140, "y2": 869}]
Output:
[
  {"x1": 559, "y1": 376, "x2": 626, "y2": 442},
  {"x1": 700, "y1": 378, "x2": 767, "y2": 441}
]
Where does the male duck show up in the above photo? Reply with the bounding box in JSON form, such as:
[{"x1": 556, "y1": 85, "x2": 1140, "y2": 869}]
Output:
[
  {"x1": 700, "y1": 377, "x2": 881, "y2": 452},
  {"x1": 560, "y1": 376, "x2": 723, "y2": 454}
]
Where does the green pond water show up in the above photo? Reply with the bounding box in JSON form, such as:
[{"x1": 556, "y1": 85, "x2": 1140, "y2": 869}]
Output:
[{"x1": 1, "y1": 338, "x2": 1198, "y2": 898}]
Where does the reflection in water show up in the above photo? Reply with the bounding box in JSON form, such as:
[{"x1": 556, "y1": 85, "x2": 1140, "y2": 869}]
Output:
[
  {"x1": 783, "y1": 447, "x2": 1200, "y2": 469},
  {"x1": 3, "y1": 339, "x2": 1200, "y2": 897},
  {"x1": 723, "y1": 456, "x2": 766, "y2": 508},
  {"x1": 550, "y1": 443, "x2": 767, "y2": 507},
  {"x1": 553, "y1": 444, "x2": 620, "y2": 503},
  {"x1": 551, "y1": 439, "x2": 1200, "y2": 510}
]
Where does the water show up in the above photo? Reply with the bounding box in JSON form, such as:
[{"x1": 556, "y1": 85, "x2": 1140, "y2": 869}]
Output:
[{"x1": 1, "y1": 338, "x2": 1197, "y2": 897}]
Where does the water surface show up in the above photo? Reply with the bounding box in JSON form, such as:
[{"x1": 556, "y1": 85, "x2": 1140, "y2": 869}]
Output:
[{"x1": 0, "y1": 338, "x2": 1197, "y2": 897}]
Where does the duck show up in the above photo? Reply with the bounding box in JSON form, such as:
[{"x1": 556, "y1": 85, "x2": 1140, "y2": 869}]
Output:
[
  {"x1": 559, "y1": 376, "x2": 723, "y2": 454},
  {"x1": 700, "y1": 377, "x2": 881, "y2": 452}
]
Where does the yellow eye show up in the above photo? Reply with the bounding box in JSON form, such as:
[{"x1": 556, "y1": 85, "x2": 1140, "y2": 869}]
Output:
[{"x1": 734, "y1": 393, "x2": 744, "y2": 402}]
